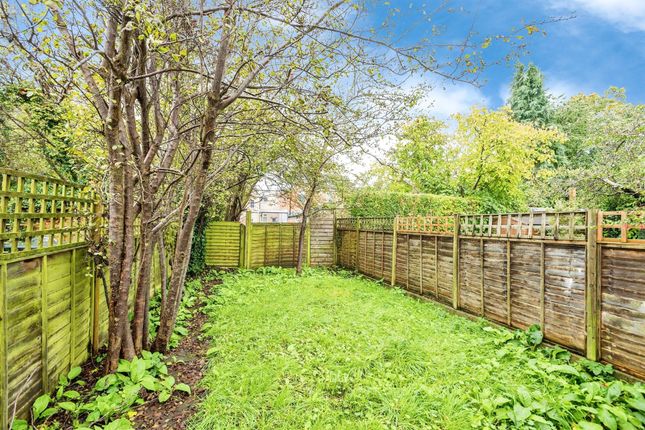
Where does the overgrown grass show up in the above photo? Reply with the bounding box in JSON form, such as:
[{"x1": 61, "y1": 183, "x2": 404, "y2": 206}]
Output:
[{"x1": 191, "y1": 268, "x2": 644, "y2": 430}]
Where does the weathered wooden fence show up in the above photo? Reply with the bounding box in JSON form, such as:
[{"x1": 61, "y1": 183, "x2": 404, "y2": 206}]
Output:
[
  {"x1": 0, "y1": 169, "x2": 165, "y2": 428},
  {"x1": 205, "y1": 210, "x2": 336, "y2": 269},
  {"x1": 336, "y1": 210, "x2": 645, "y2": 379}
]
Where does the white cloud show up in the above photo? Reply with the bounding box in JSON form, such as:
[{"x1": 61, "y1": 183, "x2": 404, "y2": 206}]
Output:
[
  {"x1": 548, "y1": 0, "x2": 645, "y2": 32},
  {"x1": 498, "y1": 82, "x2": 511, "y2": 105},
  {"x1": 545, "y1": 77, "x2": 587, "y2": 99},
  {"x1": 414, "y1": 84, "x2": 490, "y2": 119}
]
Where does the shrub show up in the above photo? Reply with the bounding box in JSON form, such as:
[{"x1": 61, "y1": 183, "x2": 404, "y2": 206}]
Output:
[{"x1": 345, "y1": 191, "x2": 483, "y2": 217}]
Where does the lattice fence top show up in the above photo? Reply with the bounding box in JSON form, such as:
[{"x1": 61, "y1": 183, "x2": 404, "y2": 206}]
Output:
[
  {"x1": 396, "y1": 215, "x2": 455, "y2": 235},
  {"x1": 458, "y1": 211, "x2": 588, "y2": 241},
  {"x1": 0, "y1": 168, "x2": 96, "y2": 260},
  {"x1": 598, "y1": 210, "x2": 645, "y2": 243},
  {"x1": 336, "y1": 217, "x2": 394, "y2": 232}
]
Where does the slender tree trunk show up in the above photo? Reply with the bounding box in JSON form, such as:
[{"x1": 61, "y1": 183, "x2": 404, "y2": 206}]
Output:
[
  {"x1": 132, "y1": 198, "x2": 154, "y2": 353},
  {"x1": 158, "y1": 234, "x2": 168, "y2": 313},
  {"x1": 153, "y1": 149, "x2": 212, "y2": 352},
  {"x1": 296, "y1": 195, "x2": 313, "y2": 275}
]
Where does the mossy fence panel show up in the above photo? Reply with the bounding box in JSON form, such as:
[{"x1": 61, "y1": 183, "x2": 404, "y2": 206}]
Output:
[
  {"x1": 204, "y1": 222, "x2": 243, "y2": 268},
  {"x1": 336, "y1": 210, "x2": 645, "y2": 380},
  {"x1": 205, "y1": 211, "x2": 337, "y2": 269},
  {"x1": 0, "y1": 169, "x2": 167, "y2": 428},
  {"x1": 0, "y1": 169, "x2": 100, "y2": 428}
]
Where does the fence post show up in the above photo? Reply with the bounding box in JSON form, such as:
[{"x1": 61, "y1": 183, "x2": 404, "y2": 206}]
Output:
[
  {"x1": 41, "y1": 255, "x2": 49, "y2": 391},
  {"x1": 452, "y1": 214, "x2": 460, "y2": 309},
  {"x1": 306, "y1": 218, "x2": 311, "y2": 267},
  {"x1": 1, "y1": 262, "x2": 7, "y2": 430},
  {"x1": 70, "y1": 249, "x2": 77, "y2": 366},
  {"x1": 585, "y1": 209, "x2": 599, "y2": 361},
  {"x1": 391, "y1": 216, "x2": 398, "y2": 286},
  {"x1": 245, "y1": 211, "x2": 252, "y2": 269},
  {"x1": 332, "y1": 211, "x2": 338, "y2": 266},
  {"x1": 355, "y1": 218, "x2": 361, "y2": 270},
  {"x1": 91, "y1": 197, "x2": 103, "y2": 355}
]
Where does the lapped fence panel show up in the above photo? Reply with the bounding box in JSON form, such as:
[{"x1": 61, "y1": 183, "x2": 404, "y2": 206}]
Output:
[
  {"x1": 310, "y1": 214, "x2": 335, "y2": 267},
  {"x1": 599, "y1": 245, "x2": 645, "y2": 379},
  {"x1": 204, "y1": 222, "x2": 242, "y2": 268},
  {"x1": 483, "y1": 240, "x2": 508, "y2": 325}
]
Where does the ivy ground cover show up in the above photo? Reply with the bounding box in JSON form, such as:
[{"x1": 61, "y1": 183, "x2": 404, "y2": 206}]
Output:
[{"x1": 191, "y1": 269, "x2": 645, "y2": 430}]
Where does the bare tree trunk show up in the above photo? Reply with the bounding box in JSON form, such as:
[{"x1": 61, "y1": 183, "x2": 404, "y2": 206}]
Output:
[
  {"x1": 296, "y1": 195, "x2": 314, "y2": 275},
  {"x1": 153, "y1": 148, "x2": 212, "y2": 352},
  {"x1": 132, "y1": 198, "x2": 154, "y2": 353},
  {"x1": 158, "y1": 234, "x2": 168, "y2": 313}
]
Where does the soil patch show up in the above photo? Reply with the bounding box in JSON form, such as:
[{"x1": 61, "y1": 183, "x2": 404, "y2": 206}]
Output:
[{"x1": 130, "y1": 281, "x2": 217, "y2": 429}]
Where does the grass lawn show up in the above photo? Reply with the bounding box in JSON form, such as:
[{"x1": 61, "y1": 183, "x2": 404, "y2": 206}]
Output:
[{"x1": 190, "y1": 269, "x2": 645, "y2": 430}]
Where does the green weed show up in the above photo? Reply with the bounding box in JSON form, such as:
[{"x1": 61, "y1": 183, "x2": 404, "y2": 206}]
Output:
[{"x1": 191, "y1": 268, "x2": 644, "y2": 430}]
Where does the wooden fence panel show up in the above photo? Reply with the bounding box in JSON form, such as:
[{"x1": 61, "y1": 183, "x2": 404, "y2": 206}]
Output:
[
  {"x1": 310, "y1": 215, "x2": 335, "y2": 267},
  {"x1": 204, "y1": 222, "x2": 242, "y2": 268},
  {"x1": 406, "y1": 235, "x2": 422, "y2": 295},
  {"x1": 483, "y1": 240, "x2": 508, "y2": 325},
  {"x1": 248, "y1": 223, "x2": 302, "y2": 269},
  {"x1": 459, "y1": 238, "x2": 483, "y2": 315},
  {"x1": 5, "y1": 258, "x2": 43, "y2": 422},
  {"x1": 436, "y1": 237, "x2": 454, "y2": 305},
  {"x1": 72, "y1": 249, "x2": 92, "y2": 365},
  {"x1": 395, "y1": 234, "x2": 410, "y2": 289},
  {"x1": 543, "y1": 244, "x2": 586, "y2": 352},
  {"x1": 420, "y1": 236, "x2": 438, "y2": 299},
  {"x1": 45, "y1": 252, "x2": 72, "y2": 389},
  {"x1": 509, "y1": 242, "x2": 542, "y2": 330},
  {"x1": 600, "y1": 246, "x2": 645, "y2": 379}
]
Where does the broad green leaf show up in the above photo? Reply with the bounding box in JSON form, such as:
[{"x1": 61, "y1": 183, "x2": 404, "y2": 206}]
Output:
[
  {"x1": 11, "y1": 419, "x2": 28, "y2": 430},
  {"x1": 158, "y1": 390, "x2": 171, "y2": 403},
  {"x1": 32, "y1": 394, "x2": 50, "y2": 419},
  {"x1": 64, "y1": 390, "x2": 81, "y2": 399},
  {"x1": 104, "y1": 418, "x2": 134, "y2": 430},
  {"x1": 627, "y1": 397, "x2": 645, "y2": 412},
  {"x1": 58, "y1": 401, "x2": 77, "y2": 412},
  {"x1": 576, "y1": 421, "x2": 602, "y2": 430},
  {"x1": 67, "y1": 366, "x2": 82, "y2": 380},
  {"x1": 598, "y1": 406, "x2": 618, "y2": 430},
  {"x1": 174, "y1": 383, "x2": 191, "y2": 394},
  {"x1": 141, "y1": 375, "x2": 157, "y2": 391}
]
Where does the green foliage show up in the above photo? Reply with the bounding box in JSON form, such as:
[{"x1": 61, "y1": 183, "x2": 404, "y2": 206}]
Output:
[
  {"x1": 453, "y1": 107, "x2": 561, "y2": 210},
  {"x1": 475, "y1": 325, "x2": 644, "y2": 430},
  {"x1": 13, "y1": 353, "x2": 190, "y2": 430},
  {"x1": 191, "y1": 269, "x2": 645, "y2": 429},
  {"x1": 386, "y1": 117, "x2": 453, "y2": 194},
  {"x1": 0, "y1": 85, "x2": 98, "y2": 182},
  {"x1": 149, "y1": 278, "x2": 205, "y2": 349},
  {"x1": 188, "y1": 204, "x2": 210, "y2": 277},
  {"x1": 346, "y1": 190, "x2": 483, "y2": 217},
  {"x1": 528, "y1": 89, "x2": 645, "y2": 210},
  {"x1": 509, "y1": 63, "x2": 551, "y2": 127},
  {"x1": 359, "y1": 107, "x2": 562, "y2": 213}
]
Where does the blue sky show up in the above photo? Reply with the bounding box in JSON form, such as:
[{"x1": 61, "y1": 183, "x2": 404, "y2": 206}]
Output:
[{"x1": 366, "y1": 0, "x2": 645, "y2": 118}]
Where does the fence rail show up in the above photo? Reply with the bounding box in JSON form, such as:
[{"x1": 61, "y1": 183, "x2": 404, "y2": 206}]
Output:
[{"x1": 336, "y1": 209, "x2": 645, "y2": 380}]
